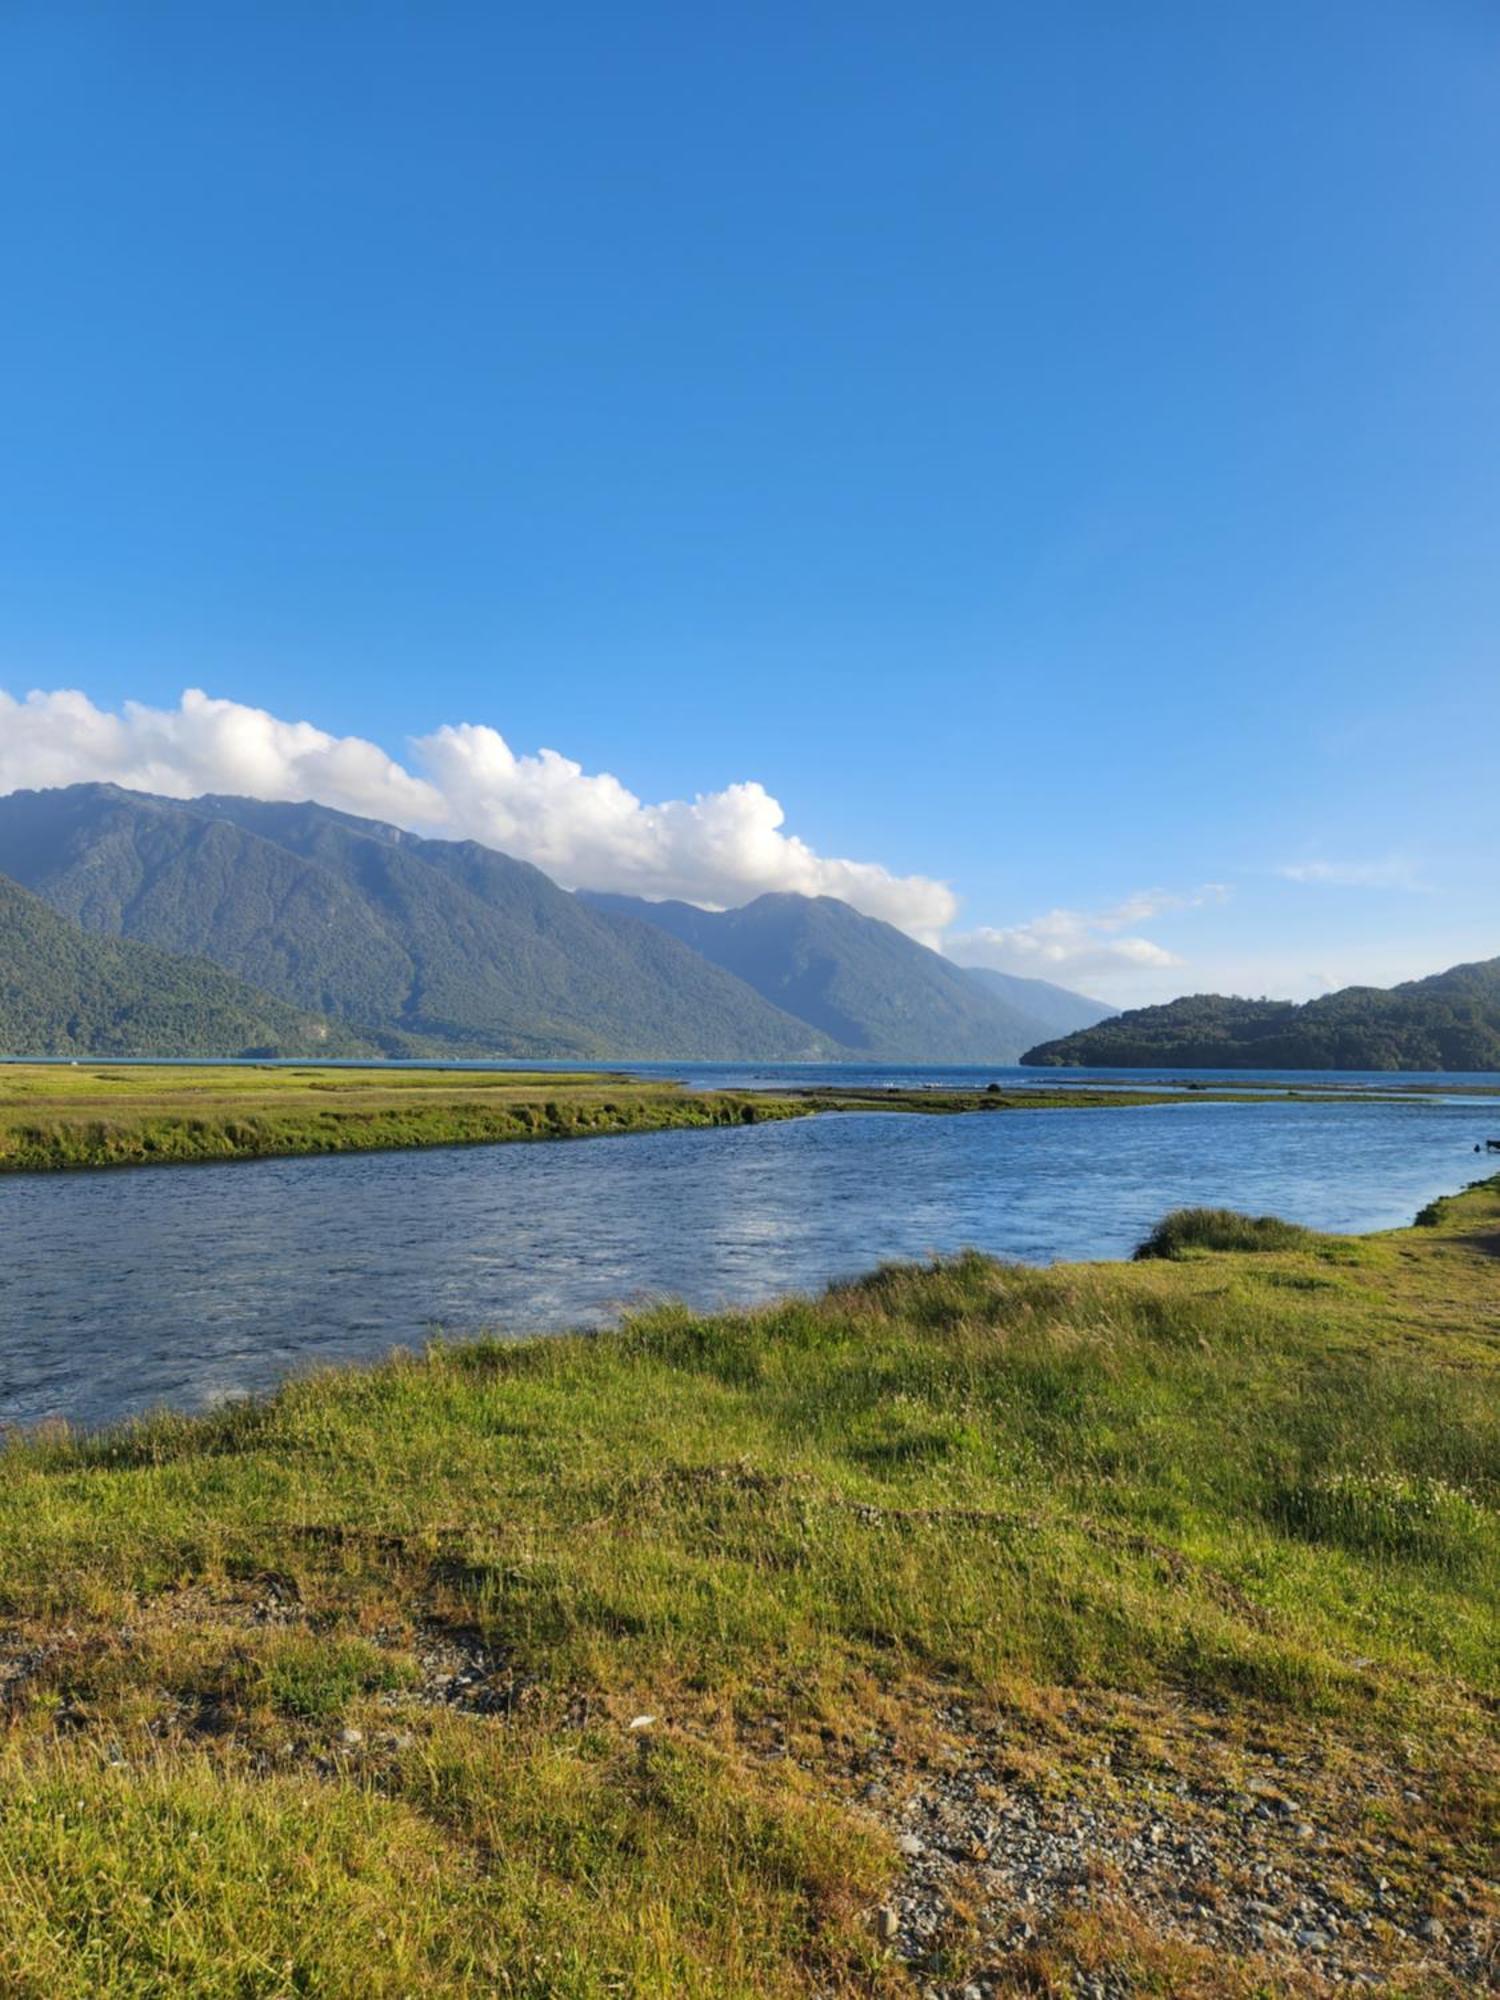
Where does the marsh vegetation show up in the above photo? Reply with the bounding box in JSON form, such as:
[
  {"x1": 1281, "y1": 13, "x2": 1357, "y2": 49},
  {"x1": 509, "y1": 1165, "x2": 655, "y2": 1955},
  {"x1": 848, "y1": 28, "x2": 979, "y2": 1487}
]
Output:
[{"x1": 0, "y1": 1064, "x2": 1279, "y2": 1173}]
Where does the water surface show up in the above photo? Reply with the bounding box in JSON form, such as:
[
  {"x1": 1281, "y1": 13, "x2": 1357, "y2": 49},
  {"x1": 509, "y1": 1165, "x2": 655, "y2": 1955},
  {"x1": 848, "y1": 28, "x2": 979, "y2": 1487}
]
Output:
[{"x1": 2, "y1": 1088, "x2": 1493, "y2": 1431}]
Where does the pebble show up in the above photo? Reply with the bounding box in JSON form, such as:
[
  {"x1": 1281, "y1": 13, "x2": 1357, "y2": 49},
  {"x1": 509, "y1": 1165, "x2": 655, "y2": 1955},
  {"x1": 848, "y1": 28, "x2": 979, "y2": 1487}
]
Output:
[{"x1": 836, "y1": 1693, "x2": 1477, "y2": 1993}]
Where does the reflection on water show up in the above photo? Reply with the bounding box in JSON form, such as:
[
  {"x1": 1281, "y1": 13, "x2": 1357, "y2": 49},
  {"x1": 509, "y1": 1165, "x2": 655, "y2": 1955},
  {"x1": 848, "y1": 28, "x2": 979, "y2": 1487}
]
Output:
[{"x1": 0, "y1": 1094, "x2": 1490, "y2": 1430}]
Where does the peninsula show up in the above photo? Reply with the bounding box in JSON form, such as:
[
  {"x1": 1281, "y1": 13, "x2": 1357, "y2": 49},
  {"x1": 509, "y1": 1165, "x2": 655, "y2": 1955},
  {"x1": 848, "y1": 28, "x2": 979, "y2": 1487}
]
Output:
[{"x1": 0, "y1": 1063, "x2": 1278, "y2": 1173}]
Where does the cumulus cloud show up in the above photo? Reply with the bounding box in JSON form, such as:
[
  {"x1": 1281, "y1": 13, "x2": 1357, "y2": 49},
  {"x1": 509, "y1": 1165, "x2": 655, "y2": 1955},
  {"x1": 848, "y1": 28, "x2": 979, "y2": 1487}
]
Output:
[
  {"x1": 1276, "y1": 857, "x2": 1423, "y2": 891},
  {"x1": 0, "y1": 686, "x2": 957, "y2": 940},
  {"x1": 945, "y1": 884, "x2": 1228, "y2": 986}
]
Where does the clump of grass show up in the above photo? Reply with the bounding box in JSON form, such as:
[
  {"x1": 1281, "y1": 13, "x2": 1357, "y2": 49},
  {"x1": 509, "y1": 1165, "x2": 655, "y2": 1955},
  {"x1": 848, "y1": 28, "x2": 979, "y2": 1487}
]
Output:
[
  {"x1": 1133, "y1": 1206, "x2": 1320, "y2": 1259},
  {"x1": 0, "y1": 1731, "x2": 891, "y2": 2000},
  {"x1": 1414, "y1": 1174, "x2": 1499, "y2": 1227},
  {"x1": 1268, "y1": 1466, "x2": 1492, "y2": 1574},
  {"x1": 255, "y1": 1632, "x2": 413, "y2": 1723}
]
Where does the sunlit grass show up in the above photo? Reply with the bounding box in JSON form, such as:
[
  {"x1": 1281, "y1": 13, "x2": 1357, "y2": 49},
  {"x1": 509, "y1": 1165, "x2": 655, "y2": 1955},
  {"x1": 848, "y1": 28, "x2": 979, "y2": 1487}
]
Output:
[
  {"x1": 0, "y1": 1063, "x2": 807, "y2": 1169},
  {"x1": 0, "y1": 1061, "x2": 1290, "y2": 1171},
  {"x1": 0, "y1": 1174, "x2": 1494, "y2": 1992}
]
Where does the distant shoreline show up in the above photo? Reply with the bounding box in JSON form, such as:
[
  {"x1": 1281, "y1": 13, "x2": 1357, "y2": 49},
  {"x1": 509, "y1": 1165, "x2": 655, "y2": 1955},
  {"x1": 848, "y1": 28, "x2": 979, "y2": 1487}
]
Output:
[{"x1": 0, "y1": 1062, "x2": 1342, "y2": 1174}]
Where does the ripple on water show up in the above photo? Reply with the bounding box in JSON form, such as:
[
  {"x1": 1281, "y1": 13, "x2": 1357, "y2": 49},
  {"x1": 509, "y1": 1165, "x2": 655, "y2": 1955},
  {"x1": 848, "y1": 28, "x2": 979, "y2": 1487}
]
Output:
[{"x1": 0, "y1": 1094, "x2": 1488, "y2": 1430}]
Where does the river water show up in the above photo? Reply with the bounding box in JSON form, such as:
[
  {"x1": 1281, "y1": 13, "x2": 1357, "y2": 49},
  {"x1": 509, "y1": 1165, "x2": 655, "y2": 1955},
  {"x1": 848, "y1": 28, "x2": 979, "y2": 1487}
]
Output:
[{"x1": 1, "y1": 1075, "x2": 1495, "y2": 1430}]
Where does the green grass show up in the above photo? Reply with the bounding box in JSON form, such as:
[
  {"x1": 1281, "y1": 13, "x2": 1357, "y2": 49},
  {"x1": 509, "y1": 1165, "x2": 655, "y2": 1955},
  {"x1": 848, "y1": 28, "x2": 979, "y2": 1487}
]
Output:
[
  {"x1": 0, "y1": 1179, "x2": 1495, "y2": 1993},
  {"x1": 0, "y1": 1061, "x2": 1315, "y2": 1173},
  {"x1": 0, "y1": 1064, "x2": 815, "y2": 1170},
  {"x1": 1133, "y1": 1206, "x2": 1326, "y2": 1258}
]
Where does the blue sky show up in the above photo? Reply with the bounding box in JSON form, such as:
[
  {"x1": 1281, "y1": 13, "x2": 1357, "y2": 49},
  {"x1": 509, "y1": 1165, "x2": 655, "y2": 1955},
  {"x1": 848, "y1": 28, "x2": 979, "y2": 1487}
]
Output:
[{"x1": 1, "y1": 2, "x2": 1496, "y2": 1000}]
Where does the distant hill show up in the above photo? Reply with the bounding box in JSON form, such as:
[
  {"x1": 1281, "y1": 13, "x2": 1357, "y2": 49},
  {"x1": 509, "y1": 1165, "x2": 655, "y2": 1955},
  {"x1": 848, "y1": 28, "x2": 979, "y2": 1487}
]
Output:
[
  {"x1": 960, "y1": 966, "x2": 1115, "y2": 1040},
  {"x1": 580, "y1": 890, "x2": 1069, "y2": 1062},
  {"x1": 0, "y1": 871, "x2": 358, "y2": 1057},
  {"x1": 1021, "y1": 958, "x2": 1500, "y2": 1071},
  {"x1": 0, "y1": 786, "x2": 832, "y2": 1060}
]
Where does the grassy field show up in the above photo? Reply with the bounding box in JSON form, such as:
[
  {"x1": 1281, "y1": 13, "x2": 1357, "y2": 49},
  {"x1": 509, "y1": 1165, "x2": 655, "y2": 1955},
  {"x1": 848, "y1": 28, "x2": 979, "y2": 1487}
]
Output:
[
  {"x1": 0, "y1": 1064, "x2": 806, "y2": 1170},
  {"x1": 0, "y1": 1062, "x2": 1290, "y2": 1172},
  {"x1": 0, "y1": 1177, "x2": 1494, "y2": 1994}
]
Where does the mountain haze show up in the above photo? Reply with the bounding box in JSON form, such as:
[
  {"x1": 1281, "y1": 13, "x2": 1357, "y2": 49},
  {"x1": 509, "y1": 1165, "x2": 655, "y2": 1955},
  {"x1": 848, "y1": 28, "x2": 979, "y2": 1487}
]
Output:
[
  {"x1": 0, "y1": 871, "x2": 357, "y2": 1057},
  {"x1": 580, "y1": 890, "x2": 1072, "y2": 1062},
  {"x1": 1022, "y1": 959, "x2": 1500, "y2": 1071},
  {"x1": 960, "y1": 966, "x2": 1115, "y2": 1040}
]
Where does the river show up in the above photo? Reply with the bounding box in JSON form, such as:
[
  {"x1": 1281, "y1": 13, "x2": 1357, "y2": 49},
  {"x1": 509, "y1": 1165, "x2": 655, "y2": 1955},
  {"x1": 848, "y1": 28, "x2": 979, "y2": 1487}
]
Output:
[{"x1": 2, "y1": 1073, "x2": 1493, "y2": 1430}]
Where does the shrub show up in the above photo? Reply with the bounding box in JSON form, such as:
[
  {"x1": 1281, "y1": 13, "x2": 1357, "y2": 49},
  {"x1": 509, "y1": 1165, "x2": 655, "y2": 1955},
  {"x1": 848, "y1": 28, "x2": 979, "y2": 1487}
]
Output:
[{"x1": 1134, "y1": 1207, "x2": 1318, "y2": 1260}]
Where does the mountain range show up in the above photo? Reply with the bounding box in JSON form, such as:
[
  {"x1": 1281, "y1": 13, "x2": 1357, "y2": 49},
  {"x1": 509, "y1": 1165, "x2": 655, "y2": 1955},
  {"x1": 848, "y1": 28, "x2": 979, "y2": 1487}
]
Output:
[
  {"x1": 578, "y1": 890, "x2": 1105, "y2": 1061},
  {"x1": 7, "y1": 782, "x2": 1490, "y2": 1071},
  {"x1": 960, "y1": 964, "x2": 1121, "y2": 1041},
  {"x1": 1022, "y1": 960, "x2": 1500, "y2": 1071},
  {"x1": 0, "y1": 784, "x2": 1112, "y2": 1061}
]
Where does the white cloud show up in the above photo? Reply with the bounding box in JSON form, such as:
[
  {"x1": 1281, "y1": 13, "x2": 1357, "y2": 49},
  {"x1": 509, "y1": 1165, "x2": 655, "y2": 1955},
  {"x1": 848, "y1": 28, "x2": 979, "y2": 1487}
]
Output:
[
  {"x1": 0, "y1": 686, "x2": 957, "y2": 940},
  {"x1": 1276, "y1": 857, "x2": 1424, "y2": 891},
  {"x1": 947, "y1": 912, "x2": 1181, "y2": 982},
  {"x1": 1097, "y1": 884, "x2": 1230, "y2": 925},
  {"x1": 945, "y1": 884, "x2": 1229, "y2": 989}
]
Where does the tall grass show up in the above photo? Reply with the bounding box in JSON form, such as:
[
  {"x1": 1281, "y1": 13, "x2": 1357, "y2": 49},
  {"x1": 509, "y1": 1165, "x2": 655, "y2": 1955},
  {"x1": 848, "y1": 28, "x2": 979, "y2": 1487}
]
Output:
[{"x1": 1134, "y1": 1206, "x2": 1325, "y2": 1258}]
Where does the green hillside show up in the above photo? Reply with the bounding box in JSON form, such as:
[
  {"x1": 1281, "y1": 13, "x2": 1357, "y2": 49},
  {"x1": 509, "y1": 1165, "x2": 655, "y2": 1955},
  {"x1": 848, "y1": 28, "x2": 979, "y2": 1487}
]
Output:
[
  {"x1": 0, "y1": 872, "x2": 359, "y2": 1057},
  {"x1": 1022, "y1": 956, "x2": 1500, "y2": 1070}
]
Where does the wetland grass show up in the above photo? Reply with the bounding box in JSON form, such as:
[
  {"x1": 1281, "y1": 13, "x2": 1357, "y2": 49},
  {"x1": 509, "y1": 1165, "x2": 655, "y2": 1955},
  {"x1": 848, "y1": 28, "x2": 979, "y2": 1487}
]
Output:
[{"x1": 0, "y1": 1062, "x2": 1298, "y2": 1174}]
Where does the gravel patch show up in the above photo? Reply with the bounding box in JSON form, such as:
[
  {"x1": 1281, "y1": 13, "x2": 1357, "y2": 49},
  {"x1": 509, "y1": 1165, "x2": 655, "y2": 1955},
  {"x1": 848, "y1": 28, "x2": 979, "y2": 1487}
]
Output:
[{"x1": 818, "y1": 1687, "x2": 1497, "y2": 1996}]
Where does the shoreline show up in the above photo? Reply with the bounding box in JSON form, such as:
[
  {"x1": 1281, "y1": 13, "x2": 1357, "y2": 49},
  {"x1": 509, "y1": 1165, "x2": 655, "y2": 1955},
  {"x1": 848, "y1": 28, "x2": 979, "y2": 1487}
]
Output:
[
  {"x1": 0, "y1": 1062, "x2": 1326, "y2": 1175},
  {"x1": 0, "y1": 1061, "x2": 1428, "y2": 1175},
  {"x1": 0, "y1": 1176, "x2": 1493, "y2": 1992}
]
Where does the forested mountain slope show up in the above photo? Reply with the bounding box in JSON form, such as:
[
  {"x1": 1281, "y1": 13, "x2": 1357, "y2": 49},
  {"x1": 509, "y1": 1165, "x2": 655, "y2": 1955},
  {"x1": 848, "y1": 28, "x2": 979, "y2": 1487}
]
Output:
[
  {"x1": 1021, "y1": 959, "x2": 1500, "y2": 1070},
  {"x1": 581, "y1": 890, "x2": 1058, "y2": 1061},
  {"x1": 0, "y1": 786, "x2": 832, "y2": 1059},
  {"x1": 961, "y1": 965, "x2": 1114, "y2": 1039},
  {"x1": 0, "y1": 871, "x2": 359, "y2": 1058}
]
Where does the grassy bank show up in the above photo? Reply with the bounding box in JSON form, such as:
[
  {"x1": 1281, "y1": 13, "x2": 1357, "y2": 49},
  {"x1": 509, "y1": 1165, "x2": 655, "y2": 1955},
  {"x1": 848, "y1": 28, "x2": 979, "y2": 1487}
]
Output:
[
  {"x1": 0, "y1": 1180, "x2": 1495, "y2": 1994},
  {"x1": 0, "y1": 1064, "x2": 814, "y2": 1171},
  {"x1": 0, "y1": 1063, "x2": 1289, "y2": 1172}
]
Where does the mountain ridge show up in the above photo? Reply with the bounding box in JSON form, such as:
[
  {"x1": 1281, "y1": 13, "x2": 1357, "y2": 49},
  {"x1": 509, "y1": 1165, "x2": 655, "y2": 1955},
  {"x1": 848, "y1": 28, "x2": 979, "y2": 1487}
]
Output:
[
  {"x1": 579, "y1": 889, "x2": 1086, "y2": 1062},
  {"x1": 0, "y1": 786, "x2": 833, "y2": 1059},
  {"x1": 960, "y1": 964, "x2": 1115, "y2": 1040}
]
